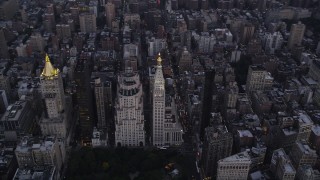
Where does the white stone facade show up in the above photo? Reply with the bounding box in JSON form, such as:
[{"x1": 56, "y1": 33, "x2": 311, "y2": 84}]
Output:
[{"x1": 115, "y1": 68, "x2": 145, "y2": 147}]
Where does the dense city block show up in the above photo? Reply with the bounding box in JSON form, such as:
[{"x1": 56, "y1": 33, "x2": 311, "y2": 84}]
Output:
[{"x1": 0, "y1": 0, "x2": 319, "y2": 179}]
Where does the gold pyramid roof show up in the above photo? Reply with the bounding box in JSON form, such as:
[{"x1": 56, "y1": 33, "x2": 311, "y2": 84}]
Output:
[{"x1": 41, "y1": 54, "x2": 59, "y2": 78}]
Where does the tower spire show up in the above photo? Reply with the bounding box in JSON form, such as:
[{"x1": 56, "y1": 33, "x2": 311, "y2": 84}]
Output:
[
  {"x1": 157, "y1": 53, "x2": 162, "y2": 66},
  {"x1": 41, "y1": 54, "x2": 59, "y2": 78},
  {"x1": 45, "y1": 54, "x2": 50, "y2": 62}
]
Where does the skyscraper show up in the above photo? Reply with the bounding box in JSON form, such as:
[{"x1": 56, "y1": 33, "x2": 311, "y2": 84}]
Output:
[
  {"x1": 0, "y1": 100, "x2": 35, "y2": 141},
  {"x1": 263, "y1": 31, "x2": 284, "y2": 54},
  {"x1": 39, "y1": 55, "x2": 70, "y2": 139},
  {"x1": 15, "y1": 136, "x2": 64, "y2": 171},
  {"x1": 217, "y1": 151, "x2": 251, "y2": 180},
  {"x1": 288, "y1": 22, "x2": 305, "y2": 50},
  {"x1": 271, "y1": 148, "x2": 296, "y2": 180},
  {"x1": 28, "y1": 33, "x2": 46, "y2": 52},
  {"x1": 289, "y1": 141, "x2": 317, "y2": 169},
  {"x1": 79, "y1": 13, "x2": 97, "y2": 33},
  {"x1": 179, "y1": 47, "x2": 192, "y2": 73},
  {"x1": 201, "y1": 125, "x2": 233, "y2": 178},
  {"x1": 92, "y1": 76, "x2": 113, "y2": 130},
  {"x1": 0, "y1": 74, "x2": 11, "y2": 102},
  {"x1": 40, "y1": 54, "x2": 65, "y2": 119},
  {"x1": 245, "y1": 65, "x2": 273, "y2": 94},
  {"x1": 240, "y1": 23, "x2": 255, "y2": 45},
  {"x1": 0, "y1": 0, "x2": 19, "y2": 20},
  {"x1": 56, "y1": 24, "x2": 71, "y2": 39},
  {"x1": 152, "y1": 54, "x2": 165, "y2": 146},
  {"x1": 75, "y1": 53, "x2": 94, "y2": 145},
  {"x1": 115, "y1": 67, "x2": 145, "y2": 147},
  {"x1": 0, "y1": 29, "x2": 8, "y2": 58},
  {"x1": 0, "y1": 90, "x2": 8, "y2": 113},
  {"x1": 200, "y1": 69, "x2": 215, "y2": 139},
  {"x1": 105, "y1": 2, "x2": 115, "y2": 28}
]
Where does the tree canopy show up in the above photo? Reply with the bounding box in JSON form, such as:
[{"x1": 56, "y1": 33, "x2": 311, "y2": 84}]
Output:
[{"x1": 66, "y1": 147, "x2": 188, "y2": 180}]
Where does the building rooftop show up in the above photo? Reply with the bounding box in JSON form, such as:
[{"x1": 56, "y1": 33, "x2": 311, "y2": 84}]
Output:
[
  {"x1": 301, "y1": 76, "x2": 317, "y2": 86},
  {"x1": 312, "y1": 125, "x2": 320, "y2": 136},
  {"x1": 249, "y1": 170, "x2": 271, "y2": 180},
  {"x1": 250, "y1": 65, "x2": 266, "y2": 71},
  {"x1": 282, "y1": 128, "x2": 298, "y2": 136},
  {"x1": 296, "y1": 141, "x2": 317, "y2": 156},
  {"x1": 1, "y1": 101, "x2": 27, "y2": 122},
  {"x1": 272, "y1": 148, "x2": 296, "y2": 173},
  {"x1": 15, "y1": 136, "x2": 56, "y2": 153},
  {"x1": 238, "y1": 130, "x2": 253, "y2": 138},
  {"x1": 205, "y1": 125, "x2": 231, "y2": 142},
  {"x1": 13, "y1": 166, "x2": 56, "y2": 180},
  {"x1": 298, "y1": 165, "x2": 320, "y2": 179},
  {"x1": 219, "y1": 151, "x2": 251, "y2": 163},
  {"x1": 295, "y1": 112, "x2": 313, "y2": 126}
]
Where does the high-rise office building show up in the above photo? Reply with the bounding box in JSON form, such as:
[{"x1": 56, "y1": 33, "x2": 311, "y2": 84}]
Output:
[
  {"x1": 200, "y1": 69, "x2": 215, "y2": 140},
  {"x1": 0, "y1": 0, "x2": 18, "y2": 20},
  {"x1": 75, "y1": 53, "x2": 94, "y2": 145},
  {"x1": 289, "y1": 141, "x2": 317, "y2": 169},
  {"x1": 246, "y1": 65, "x2": 273, "y2": 93},
  {"x1": 202, "y1": 125, "x2": 233, "y2": 178},
  {"x1": 105, "y1": 2, "x2": 115, "y2": 28},
  {"x1": 39, "y1": 55, "x2": 71, "y2": 140},
  {"x1": 196, "y1": 32, "x2": 216, "y2": 54},
  {"x1": 200, "y1": 0, "x2": 209, "y2": 9},
  {"x1": 296, "y1": 165, "x2": 320, "y2": 180},
  {"x1": 179, "y1": 47, "x2": 192, "y2": 73},
  {"x1": 216, "y1": 151, "x2": 251, "y2": 180},
  {"x1": 123, "y1": 13, "x2": 140, "y2": 30},
  {"x1": 16, "y1": 43, "x2": 27, "y2": 57},
  {"x1": 115, "y1": 67, "x2": 145, "y2": 147},
  {"x1": 0, "y1": 100, "x2": 35, "y2": 141},
  {"x1": 147, "y1": 38, "x2": 167, "y2": 57},
  {"x1": 28, "y1": 33, "x2": 46, "y2": 52},
  {"x1": 0, "y1": 90, "x2": 8, "y2": 113},
  {"x1": 0, "y1": 74, "x2": 11, "y2": 102},
  {"x1": 288, "y1": 22, "x2": 305, "y2": 50},
  {"x1": 271, "y1": 148, "x2": 296, "y2": 180},
  {"x1": 89, "y1": 1, "x2": 98, "y2": 17},
  {"x1": 263, "y1": 31, "x2": 284, "y2": 54},
  {"x1": 247, "y1": 38, "x2": 262, "y2": 55},
  {"x1": 70, "y1": 6, "x2": 80, "y2": 25},
  {"x1": 46, "y1": 3, "x2": 54, "y2": 14},
  {"x1": 152, "y1": 54, "x2": 165, "y2": 146},
  {"x1": 217, "y1": 0, "x2": 234, "y2": 9},
  {"x1": 240, "y1": 23, "x2": 255, "y2": 45},
  {"x1": 56, "y1": 24, "x2": 71, "y2": 39},
  {"x1": 163, "y1": 95, "x2": 184, "y2": 146},
  {"x1": 300, "y1": 117, "x2": 313, "y2": 141},
  {"x1": 79, "y1": 13, "x2": 97, "y2": 33},
  {"x1": 123, "y1": 43, "x2": 139, "y2": 58},
  {"x1": 40, "y1": 54, "x2": 65, "y2": 119},
  {"x1": 224, "y1": 82, "x2": 238, "y2": 109},
  {"x1": 186, "y1": 0, "x2": 198, "y2": 10},
  {"x1": 43, "y1": 13, "x2": 56, "y2": 32},
  {"x1": 316, "y1": 41, "x2": 320, "y2": 55},
  {"x1": 13, "y1": 166, "x2": 57, "y2": 180},
  {"x1": 15, "y1": 136, "x2": 64, "y2": 171},
  {"x1": 0, "y1": 29, "x2": 8, "y2": 58},
  {"x1": 111, "y1": 0, "x2": 122, "y2": 8},
  {"x1": 92, "y1": 76, "x2": 113, "y2": 130}
]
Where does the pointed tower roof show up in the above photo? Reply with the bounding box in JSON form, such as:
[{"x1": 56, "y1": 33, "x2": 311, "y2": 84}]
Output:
[
  {"x1": 157, "y1": 53, "x2": 162, "y2": 66},
  {"x1": 154, "y1": 53, "x2": 164, "y2": 92},
  {"x1": 41, "y1": 54, "x2": 59, "y2": 78}
]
